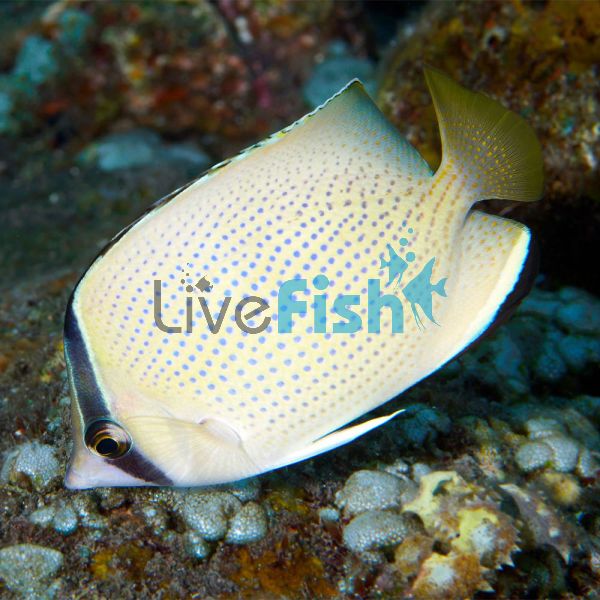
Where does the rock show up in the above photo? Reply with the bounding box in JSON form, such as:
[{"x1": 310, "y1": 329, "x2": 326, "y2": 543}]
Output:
[
  {"x1": 558, "y1": 335, "x2": 600, "y2": 371},
  {"x1": 303, "y1": 40, "x2": 376, "y2": 108},
  {"x1": 570, "y1": 396, "x2": 600, "y2": 425},
  {"x1": 0, "y1": 76, "x2": 18, "y2": 135},
  {"x1": 78, "y1": 129, "x2": 161, "y2": 172},
  {"x1": 410, "y1": 551, "x2": 489, "y2": 600},
  {"x1": 515, "y1": 441, "x2": 553, "y2": 473},
  {"x1": 13, "y1": 35, "x2": 59, "y2": 88},
  {"x1": 396, "y1": 404, "x2": 451, "y2": 446},
  {"x1": 533, "y1": 331, "x2": 567, "y2": 383},
  {"x1": 343, "y1": 510, "x2": 412, "y2": 563},
  {"x1": 556, "y1": 288, "x2": 600, "y2": 335},
  {"x1": 335, "y1": 469, "x2": 405, "y2": 516},
  {"x1": 377, "y1": 0, "x2": 600, "y2": 202},
  {"x1": 180, "y1": 491, "x2": 241, "y2": 541},
  {"x1": 56, "y1": 9, "x2": 93, "y2": 52},
  {"x1": 500, "y1": 484, "x2": 576, "y2": 562},
  {"x1": 162, "y1": 143, "x2": 212, "y2": 168},
  {"x1": 225, "y1": 502, "x2": 268, "y2": 544},
  {"x1": 0, "y1": 442, "x2": 61, "y2": 491},
  {"x1": 485, "y1": 329, "x2": 530, "y2": 395},
  {"x1": 78, "y1": 129, "x2": 211, "y2": 172},
  {"x1": 448, "y1": 285, "x2": 600, "y2": 399},
  {"x1": 0, "y1": 544, "x2": 63, "y2": 597},
  {"x1": 519, "y1": 289, "x2": 562, "y2": 319}
]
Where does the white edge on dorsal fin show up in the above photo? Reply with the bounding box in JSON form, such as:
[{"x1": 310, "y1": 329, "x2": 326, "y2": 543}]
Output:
[
  {"x1": 89, "y1": 79, "x2": 368, "y2": 264},
  {"x1": 184, "y1": 78, "x2": 367, "y2": 190},
  {"x1": 269, "y1": 409, "x2": 404, "y2": 470}
]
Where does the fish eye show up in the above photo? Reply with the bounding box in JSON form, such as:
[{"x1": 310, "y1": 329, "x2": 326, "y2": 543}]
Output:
[{"x1": 84, "y1": 419, "x2": 132, "y2": 459}]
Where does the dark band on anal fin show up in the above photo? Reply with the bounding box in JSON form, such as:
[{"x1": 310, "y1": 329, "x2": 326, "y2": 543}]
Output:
[{"x1": 458, "y1": 230, "x2": 539, "y2": 357}]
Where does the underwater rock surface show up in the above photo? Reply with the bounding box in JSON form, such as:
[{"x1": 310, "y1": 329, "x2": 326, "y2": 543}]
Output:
[
  {"x1": 0, "y1": 270, "x2": 598, "y2": 598},
  {"x1": 0, "y1": 544, "x2": 64, "y2": 598}
]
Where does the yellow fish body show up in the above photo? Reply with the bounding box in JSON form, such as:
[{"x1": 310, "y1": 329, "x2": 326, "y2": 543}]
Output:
[{"x1": 65, "y1": 68, "x2": 543, "y2": 488}]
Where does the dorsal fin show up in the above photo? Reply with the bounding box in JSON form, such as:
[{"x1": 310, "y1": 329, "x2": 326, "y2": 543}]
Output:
[{"x1": 182, "y1": 78, "x2": 433, "y2": 194}]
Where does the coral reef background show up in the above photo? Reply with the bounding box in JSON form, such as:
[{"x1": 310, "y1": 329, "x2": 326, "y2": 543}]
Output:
[{"x1": 0, "y1": 1, "x2": 598, "y2": 598}]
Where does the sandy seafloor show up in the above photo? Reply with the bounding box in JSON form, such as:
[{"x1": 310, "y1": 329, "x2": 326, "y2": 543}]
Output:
[{"x1": 0, "y1": 1, "x2": 599, "y2": 598}]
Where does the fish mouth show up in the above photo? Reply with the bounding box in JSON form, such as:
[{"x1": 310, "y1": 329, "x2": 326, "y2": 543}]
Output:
[
  {"x1": 64, "y1": 449, "x2": 148, "y2": 489},
  {"x1": 64, "y1": 463, "x2": 91, "y2": 490}
]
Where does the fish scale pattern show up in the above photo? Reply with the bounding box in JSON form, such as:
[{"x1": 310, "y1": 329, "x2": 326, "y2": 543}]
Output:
[{"x1": 69, "y1": 72, "x2": 536, "y2": 484}]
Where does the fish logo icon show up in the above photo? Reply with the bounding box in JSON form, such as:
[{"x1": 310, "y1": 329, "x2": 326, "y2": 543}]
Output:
[
  {"x1": 380, "y1": 243, "x2": 410, "y2": 287},
  {"x1": 380, "y1": 239, "x2": 447, "y2": 330},
  {"x1": 180, "y1": 273, "x2": 213, "y2": 293},
  {"x1": 195, "y1": 277, "x2": 213, "y2": 293},
  {"x1": 402, "y1": 258, "x2": 447, "y2": 330}
]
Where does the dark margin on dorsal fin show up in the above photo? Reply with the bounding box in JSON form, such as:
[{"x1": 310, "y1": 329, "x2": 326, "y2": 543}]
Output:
[{"x1": 456, "y1": 230, "x2": 539, "y2": 358}]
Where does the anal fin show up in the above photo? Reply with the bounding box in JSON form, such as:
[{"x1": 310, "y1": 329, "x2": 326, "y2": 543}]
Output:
[{"x1": 271, "y1": 409, "x2": 404, "y2": 469}]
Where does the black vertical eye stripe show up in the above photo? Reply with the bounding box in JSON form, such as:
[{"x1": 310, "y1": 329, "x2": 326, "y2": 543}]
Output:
[{"x1": 64, "y1": 297, "x2": 173, "y2": 486}]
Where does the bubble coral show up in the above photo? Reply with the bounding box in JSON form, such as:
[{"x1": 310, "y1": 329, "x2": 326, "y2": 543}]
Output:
[
  {"x1": 225, "y1": 501, "x2": 268, "y2": 545},
  {"x1": 0, "y1": 441, "x2": 60, "y2": 491},
  {"x1": 343, "y1": 510, "x2": 414, "y2": 564},
  {"x1": 335, "y1": 469, "x2": 405, "y2": 517},
  {"x1": 179, "y1": 491, "x2": 242, "y2": 542}
]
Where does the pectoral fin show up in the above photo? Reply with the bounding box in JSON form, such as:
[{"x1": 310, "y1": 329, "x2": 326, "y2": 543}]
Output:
[{"x1": 123, "y1": 415, "x2": 260, "y2": 486}]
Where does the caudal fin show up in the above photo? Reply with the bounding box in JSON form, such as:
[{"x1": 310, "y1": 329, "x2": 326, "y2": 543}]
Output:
[
  {"x1": 424, "y1": 66, "x2": 543, "y2": 205},
  {"x1": 434, "y1": 277, "x2": 447, "y2": 297}
]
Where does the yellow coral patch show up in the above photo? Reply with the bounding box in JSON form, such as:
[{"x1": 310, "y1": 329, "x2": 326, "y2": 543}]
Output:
[
  {"x1": 452, "y1": 504, "x2": 518, "y2": 568},
  {"x1": 538, "y1": 472, "x2": 581, "y2": 507},
  {"x1": 394, "y1": 533, "x2": 434, "y2": 580},
  {"x1": 411, "y1": 551, "x2": 491, "y2": 600},
  {"x1": 402, "y1": 471, "x2": 473, "y2": 531}
]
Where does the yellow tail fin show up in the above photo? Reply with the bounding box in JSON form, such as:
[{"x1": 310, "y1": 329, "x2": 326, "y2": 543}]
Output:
[{"x1": 424, "y1": 66, "x2": 543, "y2": 203}]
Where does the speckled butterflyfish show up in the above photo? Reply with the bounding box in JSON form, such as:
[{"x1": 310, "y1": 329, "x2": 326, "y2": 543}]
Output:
[{"x1": 64, "y1": 67, "x2": 542, "y2": 488}]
